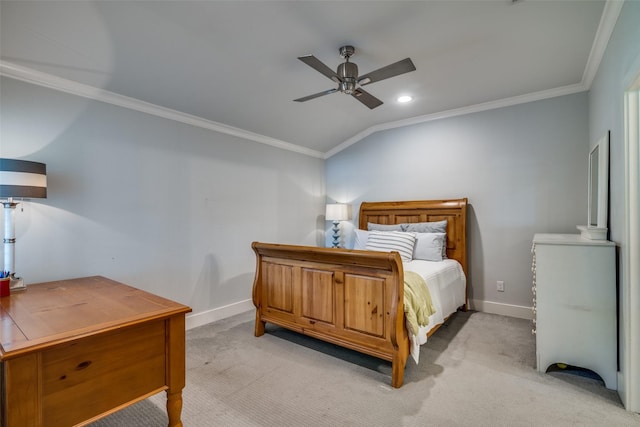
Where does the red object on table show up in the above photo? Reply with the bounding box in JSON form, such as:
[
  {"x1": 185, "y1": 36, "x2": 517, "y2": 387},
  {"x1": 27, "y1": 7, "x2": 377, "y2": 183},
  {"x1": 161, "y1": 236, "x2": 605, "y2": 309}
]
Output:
[{"x1": 0, "y1": 278, "x2": 9, "y2": 297}]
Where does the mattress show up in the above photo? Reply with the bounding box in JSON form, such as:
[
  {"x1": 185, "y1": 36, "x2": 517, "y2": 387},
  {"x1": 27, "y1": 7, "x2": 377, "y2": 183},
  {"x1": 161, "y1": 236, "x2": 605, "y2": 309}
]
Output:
[{"x1": 403, "y1": 258, "x2": 467, "y2": 363}]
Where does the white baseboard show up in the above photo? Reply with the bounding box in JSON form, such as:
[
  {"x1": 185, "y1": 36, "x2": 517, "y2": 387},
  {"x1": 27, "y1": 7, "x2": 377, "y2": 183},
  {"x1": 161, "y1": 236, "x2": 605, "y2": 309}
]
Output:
[
  {"x1": 186, "y1": 298, "x2": 532, "y2": 330},
  {"x1": 469, "y1": 299, "x2": 533, "y2": 320},
  {"x1": 186, "y1": 299, "x2": 254, "y2": 330}
]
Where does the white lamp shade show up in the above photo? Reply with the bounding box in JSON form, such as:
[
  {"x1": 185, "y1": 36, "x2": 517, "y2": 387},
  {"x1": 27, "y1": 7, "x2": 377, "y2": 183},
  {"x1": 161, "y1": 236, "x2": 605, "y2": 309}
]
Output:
[{"x1": 325, "y1": 203, "x2": 350, "y2": 221}]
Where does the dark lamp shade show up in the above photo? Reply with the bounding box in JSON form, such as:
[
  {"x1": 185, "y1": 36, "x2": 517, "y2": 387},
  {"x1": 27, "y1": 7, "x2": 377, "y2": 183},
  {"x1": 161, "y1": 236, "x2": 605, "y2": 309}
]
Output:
[{"x1": 0, "y1": 158, "x2": 47, "y2": 199}]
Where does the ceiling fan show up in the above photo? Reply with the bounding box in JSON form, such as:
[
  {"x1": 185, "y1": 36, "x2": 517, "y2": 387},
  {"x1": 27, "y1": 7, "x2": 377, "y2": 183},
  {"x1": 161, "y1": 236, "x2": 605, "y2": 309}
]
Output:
[{"x1": 294, "y1": 45, "x2": 416, "y2": 109}]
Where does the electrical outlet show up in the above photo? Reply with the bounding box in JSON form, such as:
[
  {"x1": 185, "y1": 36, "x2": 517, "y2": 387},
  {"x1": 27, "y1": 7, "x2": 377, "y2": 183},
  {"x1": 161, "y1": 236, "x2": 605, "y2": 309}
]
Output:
[{"x1": 497, "y1": 281, "x2": 505, "y2": 292}]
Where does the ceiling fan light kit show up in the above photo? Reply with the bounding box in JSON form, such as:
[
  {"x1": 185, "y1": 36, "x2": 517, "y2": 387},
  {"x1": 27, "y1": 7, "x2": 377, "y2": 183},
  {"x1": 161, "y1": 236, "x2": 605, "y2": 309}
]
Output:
[{"x1": 294, "y1": 45, "x2": 416, "y2": 109}]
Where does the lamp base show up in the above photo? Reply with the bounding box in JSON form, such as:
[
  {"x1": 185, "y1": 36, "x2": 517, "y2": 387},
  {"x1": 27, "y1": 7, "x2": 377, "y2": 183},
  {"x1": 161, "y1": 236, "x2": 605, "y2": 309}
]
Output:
[
  {"x1": 331, "y1": 221, "x2": 341, "y2": 248},
  {"x1": 9, "y1": 276, "x2": 26, "y2": 292}
]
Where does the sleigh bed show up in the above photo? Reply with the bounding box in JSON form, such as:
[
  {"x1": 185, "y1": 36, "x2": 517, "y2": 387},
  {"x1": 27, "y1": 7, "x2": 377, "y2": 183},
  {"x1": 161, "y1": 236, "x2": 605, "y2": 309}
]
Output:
[{"x1": 251, "y1": 198, "x2": 468, "y2": 388}]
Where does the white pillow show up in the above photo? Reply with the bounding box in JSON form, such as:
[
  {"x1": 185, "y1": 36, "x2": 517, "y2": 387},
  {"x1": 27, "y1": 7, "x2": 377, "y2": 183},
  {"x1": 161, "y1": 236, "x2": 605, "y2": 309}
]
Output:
[
  {"x1": 413, "y1": 232, "x2": 446, "y2": 262},
  {"x1": 365, "y1": 231, "x2": 416, "y2": 262},
  {"x1": 353, "y1": 229, "x2": 370, "y2": 250}
]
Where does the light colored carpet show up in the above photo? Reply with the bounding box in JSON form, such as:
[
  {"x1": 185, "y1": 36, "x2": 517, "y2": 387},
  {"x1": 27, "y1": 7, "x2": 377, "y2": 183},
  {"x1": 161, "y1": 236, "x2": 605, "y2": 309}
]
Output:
[{"x1": 90, "y1": 310, "x2": 640, "y2": 426}]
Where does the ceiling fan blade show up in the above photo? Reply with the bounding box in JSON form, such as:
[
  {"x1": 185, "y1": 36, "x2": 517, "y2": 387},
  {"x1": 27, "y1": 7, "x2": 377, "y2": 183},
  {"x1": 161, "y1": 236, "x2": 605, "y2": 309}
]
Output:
[
  {"x1": 298, "y1": 55, "x2": 341, "y2": 83},
  {"x1": 352, "y1": 88, "x2": 383, "y2": 109},
  {"x1": 294, "y1": 88, "x2": 339, "y2": 102},
  {"x1": 357, "y1": 58, "x2": 416, "y2": 86}
]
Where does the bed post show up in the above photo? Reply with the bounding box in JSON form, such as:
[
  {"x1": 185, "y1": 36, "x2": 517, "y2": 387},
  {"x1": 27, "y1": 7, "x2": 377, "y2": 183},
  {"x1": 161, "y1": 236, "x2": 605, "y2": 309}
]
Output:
[
  {"x1": 388, "y1": 252, "x2": 408, "y2": 388},
  {"x1": 251, "y1": 242, "x2": 266, "y2": 337},
  {"x1": 391, "y1": 354, "x2": 406, "y2": 388}
]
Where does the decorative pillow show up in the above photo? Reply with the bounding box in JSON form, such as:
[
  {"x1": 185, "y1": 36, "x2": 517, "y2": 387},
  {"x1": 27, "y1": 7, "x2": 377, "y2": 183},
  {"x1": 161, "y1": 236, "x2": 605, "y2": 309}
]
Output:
[
  {"x1": 402, "y1": 219, "x2": 447, "y2": 234},
  {"x1": 367, "y1": 222, "x2": 404, "y2": 231},
  {"x1": 413, "y1": 233, "x2": 446, "y2": 262},
  {"x1": 403, "y1": 220, "x2": 448, "y2": 258},
  {"x1": 365, "y1": 231, "x2": 416, "y2": 262},
  {"x1": 353, "y1": 229, "x2": 370, "y2": 250}
]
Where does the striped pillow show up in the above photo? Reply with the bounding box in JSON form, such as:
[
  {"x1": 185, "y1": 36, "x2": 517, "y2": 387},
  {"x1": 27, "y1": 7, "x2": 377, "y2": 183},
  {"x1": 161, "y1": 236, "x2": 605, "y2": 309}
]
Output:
[{"x1": 365, "y1": 231, "x2": 416, "y2": 262}]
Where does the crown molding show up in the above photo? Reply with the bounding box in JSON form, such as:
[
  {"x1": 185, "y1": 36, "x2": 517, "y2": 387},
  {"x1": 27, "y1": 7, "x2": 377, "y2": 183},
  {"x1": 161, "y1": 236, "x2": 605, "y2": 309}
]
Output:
[
  {"x1": 0, "y1": 60, "x2": 324, "y2": 159},
  {"x1": 325, "y1": 83, "x2": 588, "y2": 158},
  {"x1": 582, "y1": 0, "x2": 624, "y2": 88}
]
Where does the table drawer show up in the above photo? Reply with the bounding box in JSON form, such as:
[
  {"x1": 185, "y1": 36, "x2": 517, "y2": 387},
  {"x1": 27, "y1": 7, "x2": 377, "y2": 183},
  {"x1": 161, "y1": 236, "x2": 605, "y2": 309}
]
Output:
[{"x1": 42, "y1": 320, "x2": 167, "y2": 426}]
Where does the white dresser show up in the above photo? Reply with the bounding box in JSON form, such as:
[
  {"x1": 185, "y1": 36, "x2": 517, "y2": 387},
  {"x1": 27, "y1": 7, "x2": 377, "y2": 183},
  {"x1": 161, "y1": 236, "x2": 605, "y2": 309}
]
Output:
[{"x1": 531, "y1": 233, "x2": 616, "y2": 389}]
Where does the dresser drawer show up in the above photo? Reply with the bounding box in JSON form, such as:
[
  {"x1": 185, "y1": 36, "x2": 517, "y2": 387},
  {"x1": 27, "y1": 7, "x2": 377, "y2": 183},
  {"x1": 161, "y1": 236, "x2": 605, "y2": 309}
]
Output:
[{"x1": 41, "y1": 320, "x2": 167, "y2": 426}]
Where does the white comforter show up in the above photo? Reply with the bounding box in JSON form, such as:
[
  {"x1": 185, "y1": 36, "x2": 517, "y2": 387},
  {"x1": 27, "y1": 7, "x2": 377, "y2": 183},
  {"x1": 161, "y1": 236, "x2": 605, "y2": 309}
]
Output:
[{"x1": 403, "y1": 259, "x2": 467, "y2": 363}]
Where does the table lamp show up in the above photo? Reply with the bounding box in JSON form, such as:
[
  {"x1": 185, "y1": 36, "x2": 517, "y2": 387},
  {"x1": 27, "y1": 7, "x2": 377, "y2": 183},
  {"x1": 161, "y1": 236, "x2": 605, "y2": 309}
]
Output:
[
  {"x1": 325, "y1": 203, "x2": 350, "y2": 248},
  {"x1": 0, "y1": 158, "x2": 47, "y2": 291}
]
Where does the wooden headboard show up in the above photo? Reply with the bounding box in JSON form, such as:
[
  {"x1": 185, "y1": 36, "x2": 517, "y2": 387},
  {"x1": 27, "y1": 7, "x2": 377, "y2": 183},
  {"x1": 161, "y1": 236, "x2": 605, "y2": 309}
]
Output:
[{"x1": 359, "y1": 198, "x2": 468, "y2": 278}]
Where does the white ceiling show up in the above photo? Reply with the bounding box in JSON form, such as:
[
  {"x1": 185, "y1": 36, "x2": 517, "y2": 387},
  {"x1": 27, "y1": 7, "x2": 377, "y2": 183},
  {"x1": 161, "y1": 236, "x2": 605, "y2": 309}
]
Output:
[{"x1": 1, "y1": 1, "x2": 613, "y2": 157}]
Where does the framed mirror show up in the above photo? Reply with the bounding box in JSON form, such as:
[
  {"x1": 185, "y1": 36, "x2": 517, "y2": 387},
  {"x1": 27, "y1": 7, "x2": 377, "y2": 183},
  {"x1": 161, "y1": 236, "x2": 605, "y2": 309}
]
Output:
[{"x1": 587, "y1": 131, "x2": 609, "y2": 230}]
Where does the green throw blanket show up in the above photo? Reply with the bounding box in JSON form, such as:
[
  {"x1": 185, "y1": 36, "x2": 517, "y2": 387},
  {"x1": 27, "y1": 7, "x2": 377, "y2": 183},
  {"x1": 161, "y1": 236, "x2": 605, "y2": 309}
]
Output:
[{"x1": 404, "y1": 271, "x2": 436, "y2": 336}]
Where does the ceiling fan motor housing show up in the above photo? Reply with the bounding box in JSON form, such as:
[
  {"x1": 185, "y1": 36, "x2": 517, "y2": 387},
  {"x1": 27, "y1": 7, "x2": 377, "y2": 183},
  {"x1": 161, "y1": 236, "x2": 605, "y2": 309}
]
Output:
[{"x1": 337, "y1": 62, "x2": 358, "y2": 94}]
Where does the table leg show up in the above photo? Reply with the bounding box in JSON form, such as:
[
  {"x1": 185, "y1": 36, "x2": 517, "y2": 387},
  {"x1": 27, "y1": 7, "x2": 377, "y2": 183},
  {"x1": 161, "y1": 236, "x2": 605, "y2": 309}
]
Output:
[
  {"x1": 3, "y1": 353, "x2": 42, "y2": 426},
  {"x1": 166, "y1": 390, "x2": 183, "y2": 427},
  {"x1": 166, "y1": 315, "x2": 187, "y2": 427}
]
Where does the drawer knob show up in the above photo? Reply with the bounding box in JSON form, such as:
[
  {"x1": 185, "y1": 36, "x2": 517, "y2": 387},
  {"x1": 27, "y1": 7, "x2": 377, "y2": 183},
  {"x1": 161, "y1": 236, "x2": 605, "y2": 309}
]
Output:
[{"x1": 76, "y1": 360, "x2": 92, "y2": 370}]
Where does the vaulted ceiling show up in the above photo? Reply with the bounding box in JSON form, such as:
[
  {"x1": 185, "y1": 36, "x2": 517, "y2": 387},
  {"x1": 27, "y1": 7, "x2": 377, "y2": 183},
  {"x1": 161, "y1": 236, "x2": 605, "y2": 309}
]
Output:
[{"x1": 1, "y1": 1, "x2": 614, "y2": 158}]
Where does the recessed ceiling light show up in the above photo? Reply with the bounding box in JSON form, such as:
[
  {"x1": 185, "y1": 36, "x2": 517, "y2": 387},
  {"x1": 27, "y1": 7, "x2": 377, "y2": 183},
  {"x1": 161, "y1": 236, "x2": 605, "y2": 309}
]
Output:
[{"x1": 397, "y1": 95, "x2": 413, "y2": 103}]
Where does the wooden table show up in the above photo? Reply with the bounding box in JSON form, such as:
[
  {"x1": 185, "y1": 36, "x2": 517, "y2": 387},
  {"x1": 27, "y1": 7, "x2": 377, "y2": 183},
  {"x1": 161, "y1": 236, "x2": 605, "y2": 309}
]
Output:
[{"x1": 0, "y1": 276, "x2": 192, "y2": 427}]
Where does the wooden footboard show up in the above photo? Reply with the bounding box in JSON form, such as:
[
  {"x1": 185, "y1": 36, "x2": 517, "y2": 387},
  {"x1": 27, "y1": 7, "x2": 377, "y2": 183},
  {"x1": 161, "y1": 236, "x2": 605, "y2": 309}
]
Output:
[{"x1": 251, "y1": 242, "x2": 410, "y2": 388}]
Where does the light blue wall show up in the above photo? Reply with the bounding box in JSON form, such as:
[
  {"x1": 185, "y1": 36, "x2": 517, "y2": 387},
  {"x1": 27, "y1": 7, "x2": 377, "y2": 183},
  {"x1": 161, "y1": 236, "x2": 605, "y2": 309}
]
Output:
[
  {"x1": 589, "y1": 1, "x2": 640, "y2": 243},
  {"x1": 588, "y1": 0, "x2": 640, "y2": 407},
  {"x1": 326, "y1": 92, "x2": 590, "y2": 310},
  {"x1": 0, "y1": 77, "x2": 326, "y2": 317}
]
